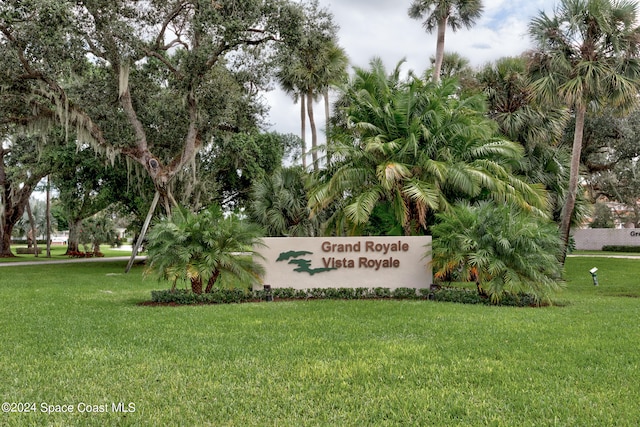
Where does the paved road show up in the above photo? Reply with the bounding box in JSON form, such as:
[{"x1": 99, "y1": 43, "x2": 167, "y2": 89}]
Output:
[{"x1": 0, "y1": 256, "x2": 146, "y2": 267}]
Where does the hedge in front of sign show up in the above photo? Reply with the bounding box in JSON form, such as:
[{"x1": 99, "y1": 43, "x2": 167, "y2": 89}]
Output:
[{"x1": 149, "y1": 287, "x2": 543, "y2": 306}]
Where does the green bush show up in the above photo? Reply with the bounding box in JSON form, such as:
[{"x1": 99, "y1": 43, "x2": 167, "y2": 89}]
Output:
[
  {"x1": 150, "y1": 286, "x2": 543, "y2": 307},
  {"x1": 431, "y1": 287, "x2": 484, "y2": 304},
  {"x1": 151, "y1": 289, "x2": 251, "y2": 304},
  {"x1": 602, "y1": 245, "x2": 640, "y2": 253},
  {"x1": 430, "y1": 201, "x2": 564, "y2": 303},
  {"x1": 590, "y1": 202, "x2": 615, "y2": 228},
  {"x1": 372, "y1": 287, "x2": 392, "y2": 298},
  {"x1": 272, "y1": 287, "x2": 302, "y2": 299},
  {"x1": 391, "y1": 287, "x2": 419, "y2": 299}
]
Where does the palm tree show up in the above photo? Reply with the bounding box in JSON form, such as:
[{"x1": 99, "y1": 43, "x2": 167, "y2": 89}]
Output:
[
  {"x1": 408, "y1": 0, "x2": 484, "y2": 83},
  {"x1": 431, "y1": 51, "x2": 472, "y2": 79},
  {"x1": 311, "y1": 59, "x2": 548, "y2": 236},
  {"x1": 477, "y1": 56, "x2": 577, "y2": 223},
  {"x1": 145, "y1": 205, "x2": 265, "y2": 294},
  {"x1": 276, "y1": 59, "x2": 308, "y2": 169},
  {"x1": 430, "y1": 51, "x2": 479, "y2": 96},
  {"x1": 79, "y1": 213, "x2": 117, "y2": 255},
  {"x1": 275, "y1": 1, "x2": 347, "y2": 171},
  {"x1": 320, "y1": 42, "x2": 349, "y2": 166},
  {"x1": 528, "y1": 0, "x2": 640, "y2": 263},
  {"x1": 430, "y1": 201, "x2": 564, "y2": 302},
  {"x1": 249, "y1": 166, "x2": 323, "y2": 237}
]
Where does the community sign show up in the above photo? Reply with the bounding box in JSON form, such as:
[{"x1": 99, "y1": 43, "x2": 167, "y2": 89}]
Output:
[{"x1": 256, "y1": 236, "x2": 432, "y2": 290}]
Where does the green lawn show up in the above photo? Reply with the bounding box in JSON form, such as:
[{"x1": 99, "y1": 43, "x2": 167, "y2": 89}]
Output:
[
  {"x1": 0, "y1": 257, "x2": 639, "y2": 426},
  {"x1": 0, "y1": 246, "x2": 135, "y2": 263}
]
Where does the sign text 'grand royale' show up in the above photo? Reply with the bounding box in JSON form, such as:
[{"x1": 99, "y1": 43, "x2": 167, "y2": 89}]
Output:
[{"x1": 320, "y1": 240, "x2": 409, "y2": 270}]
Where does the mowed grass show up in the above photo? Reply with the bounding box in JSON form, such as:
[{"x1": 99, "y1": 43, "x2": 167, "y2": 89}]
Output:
[
  {"x1": 0, "y1": 246, "x2": 134, "y2": 263},
  {"x1": 1, "y1": 257, "x2": 639, "y2": 426}
]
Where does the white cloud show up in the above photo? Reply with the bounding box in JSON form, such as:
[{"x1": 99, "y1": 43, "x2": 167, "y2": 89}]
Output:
[{"x1": 263, "y1": 0, "x2": 557, "y2": 137}]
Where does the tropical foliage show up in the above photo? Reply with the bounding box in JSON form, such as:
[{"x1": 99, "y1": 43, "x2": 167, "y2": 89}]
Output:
[
  {"x1": 312, "y1": 59, "x2": 548, "y2": 236},
  {"x1": 145, "y1": 206, "x2": 265, "y2": 294},
  {"x1": 249, "y1": 166, "x2": 323, "y2": 237},
  {"x1": 476, "y1": 56, "x2": 591, "y2": 227},
  {"x1": 79, "y1": 213, "x2": 117, "y2": 255},
  {"x1": 430, "y1": 201, "x2": 564, "y2": 302},
  {"x1": 275, "y1": 0, "x2": 348, "y2": 170},
  {"x1": 528, "y1": 0, "x2": 640, "y2": 261}
]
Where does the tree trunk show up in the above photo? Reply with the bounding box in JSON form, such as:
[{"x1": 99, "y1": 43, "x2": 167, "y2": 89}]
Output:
[
  {"x1": 0, "y1": 149, "x2": 7, "y2": 257},
  {"x1": 307, "y1": 89, "x2": 319, "y2": 172},
  {"x1": 0, "y1": 150, "x2": 39, "y2": 257},
  {"x1": 45, "y1": 176, "x2": 51, "y2": 258},
  {"x1": 300, "y1": 92, "x2": 307, "y2": 169},
  {"x1": 432, "y1": 16, "x2": 448, "y2": 83},
  {"x1": 26, "y1": 201, "x2": 39, "y2": 257},
  {"x1": 559, "y1": 104, "x2": 587, "y2": 264},
  {"x1": 126, "y1": 191, "x2": 160, "y2": 273},
  {"x1": 66, "y1": 217, "x2": 82, "y2": 253},
  {"x1": 324, "y1": 88, "x2": 331, "y2": 166},
  {"x1": 191, "y1": 277, "x2": 203, "y2": 295},
  {"x1": 0, "y1": 223, "x2": 15, "y2": 258},
  {"x1": 205, "y1": 269, "x2": 221, "y2": 293}
]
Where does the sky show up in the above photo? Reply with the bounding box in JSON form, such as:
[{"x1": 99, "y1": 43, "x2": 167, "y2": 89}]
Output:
[{"x1": 262, "y1": 0, "x2": 558, "y2": 138}]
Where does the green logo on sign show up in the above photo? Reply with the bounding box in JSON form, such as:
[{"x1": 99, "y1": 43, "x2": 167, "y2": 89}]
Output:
[{"x1": 276, "y1": 250, "x2": 336, "y2": 275}]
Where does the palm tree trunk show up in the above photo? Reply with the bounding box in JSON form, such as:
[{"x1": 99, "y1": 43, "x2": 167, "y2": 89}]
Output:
[
  {"x1": 559, "y1": 104, "x2": 586, "y2": 264},
  {"x1": 300, "y1": 92, "x2": 307, "y2": 169},
  {"x1": 204, "y1": 269, "x2": 221, "y2": 293},
  {"x1": 307, "y1": 89, "x2": 319, "y2": 171},
  {"x1": 191, "y1": 277, "x2": 203, "y2": 294},
  {"x1": 324, "y1": 88, "x2": 331, "y2": 166},
  {"x1": 432, "y1": 16, "x2": 448, "y2": 83}
]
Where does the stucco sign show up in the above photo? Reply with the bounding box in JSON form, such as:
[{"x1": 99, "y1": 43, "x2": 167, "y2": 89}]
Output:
[{"x1": 256, "y1": 236, "x2": 432, "y2": 289}]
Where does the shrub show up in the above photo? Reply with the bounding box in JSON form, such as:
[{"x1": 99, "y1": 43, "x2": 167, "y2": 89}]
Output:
[
  {"x1": 391, "y1": 287, "x2": 419, "y2": 299},
  {"x1": 590, "y1": 202, "x2": 615, "y2": 228},
  {"x1": 372, "y1": 287, "x2": 391, "y2": 298},
  {"x1": 430, "y1": 201, "x2": 564, "y2": 303},
  {"x1": 149, "y1": 286, "x2": 544, "y2": 307},
  {"x1": 145, "y1": 205, "x2": 265, "y2": 294},
  {"x1": 602, "y1": 245, "x2": 640, "y2": 253},
  {"x1": 151, "y1": 289, "x2": 251, "y2": 305}
]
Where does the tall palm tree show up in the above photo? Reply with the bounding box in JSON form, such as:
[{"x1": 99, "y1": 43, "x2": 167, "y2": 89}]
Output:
[
  {"x1": 275, "y1": 1, "x2": 346, "y2": 171},
  {"x1": 408, "y1": 0, "x2": 484, "y2": 83},
  {"x1": 320, "y1": 42, "x2": 349, "y2": 166},
  {"x1": 528, "y1": 0, "x2": 640, "y2": 263},
  {"x1": 276, "y1": 64, "x2": 308, "y2": 169},
  {"x1": 311, "y1": 59, "x2": 548, "y2": 236}
]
